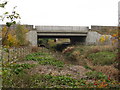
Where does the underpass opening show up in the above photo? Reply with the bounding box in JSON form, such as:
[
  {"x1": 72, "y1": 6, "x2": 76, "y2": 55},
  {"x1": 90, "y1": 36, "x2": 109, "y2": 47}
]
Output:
[
  {"x1": 37, "y1": 35, "x2": 86, "y2": 51},
  {"x1": 37, "y1": 35, "x2": 71, "y2": 50},
  {"x1": 70, "y1": 36, "x2": 86, "y2": 45}
]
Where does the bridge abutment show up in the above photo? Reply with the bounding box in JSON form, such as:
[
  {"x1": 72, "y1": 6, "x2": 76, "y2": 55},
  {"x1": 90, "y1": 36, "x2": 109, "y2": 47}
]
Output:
[
  {"x1": 85, "y1": 31, "x2": 102, "y2": 45},
  {"x1": 26, "y1": 30, "x2": 37, "y2": 46}
]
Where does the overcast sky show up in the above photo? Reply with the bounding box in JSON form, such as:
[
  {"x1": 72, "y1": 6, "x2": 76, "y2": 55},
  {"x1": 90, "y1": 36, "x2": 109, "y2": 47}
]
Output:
[{"x1": 0, "y1": 0, "x2": 120, "y2": 26}]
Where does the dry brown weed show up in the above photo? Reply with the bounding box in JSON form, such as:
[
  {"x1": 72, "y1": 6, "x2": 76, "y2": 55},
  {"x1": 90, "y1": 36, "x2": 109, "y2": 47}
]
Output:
[{"x1": 92, "y1": 65, "x2": 119, "y2": 80}]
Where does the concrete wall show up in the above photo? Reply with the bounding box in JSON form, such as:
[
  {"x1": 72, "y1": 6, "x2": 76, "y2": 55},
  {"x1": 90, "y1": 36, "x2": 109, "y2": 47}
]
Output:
[
  {"x1": 91, "y1": 26, "x2": 118, "y2": 31},
  {"x1": 91, "y1": 25, "x2": 118, "y2": 35},
  {"x1": 86, "y1": 31, "x2": 102, "y2": 45},
  {"x1": 26, "y1": 30, "x2": 37, "y2": 46},
  {"x1": 85, "y1": 31, "x2": 113, "y2": 45},
  {"x1": 118, "y1": 1, "x2": 120, "y2": 26}
]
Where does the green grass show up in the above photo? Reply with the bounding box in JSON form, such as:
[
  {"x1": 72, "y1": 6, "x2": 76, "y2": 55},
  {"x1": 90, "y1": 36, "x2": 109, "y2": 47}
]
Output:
[{"x1": 88, "y1": 51, "x2": 116, "y2": 65}]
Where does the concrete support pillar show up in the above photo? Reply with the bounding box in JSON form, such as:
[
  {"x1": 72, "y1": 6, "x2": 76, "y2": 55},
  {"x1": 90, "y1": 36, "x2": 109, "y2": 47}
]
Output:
[{"x1": 26, "y1": 30, "x2": 37, "y2": 46}]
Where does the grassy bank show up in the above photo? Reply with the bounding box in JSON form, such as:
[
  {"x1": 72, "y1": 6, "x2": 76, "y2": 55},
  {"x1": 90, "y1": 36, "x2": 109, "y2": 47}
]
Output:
[{"x1": 2, "y1": 48, "x2": 120, "y2": 88}]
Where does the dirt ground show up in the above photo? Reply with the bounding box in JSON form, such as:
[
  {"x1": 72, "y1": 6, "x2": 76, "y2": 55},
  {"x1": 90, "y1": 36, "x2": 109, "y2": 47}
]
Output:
[{"x1": 26, "y1": 64, "x2": 91, "y2": 80}]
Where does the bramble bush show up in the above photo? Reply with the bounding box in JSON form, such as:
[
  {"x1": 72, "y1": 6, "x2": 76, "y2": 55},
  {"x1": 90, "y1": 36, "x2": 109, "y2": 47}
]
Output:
[
  {"x1": 98, "y1": 29, "x2": 119, "y2": 46},
  {"x1": 2, "y1": 25, "x2": 29, "y2": 47},
  {"x1": 15, "y1": 24, "x2": 29, "y2": 46}
]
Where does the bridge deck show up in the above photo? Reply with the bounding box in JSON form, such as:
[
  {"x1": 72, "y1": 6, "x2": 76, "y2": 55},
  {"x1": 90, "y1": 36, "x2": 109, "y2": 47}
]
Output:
[
  {"x1": 36, "y1": 26, "x2": 89, "y2": 33},
  {"x1": 36, "y1": 26, "x2": 88, "y2": 37}
]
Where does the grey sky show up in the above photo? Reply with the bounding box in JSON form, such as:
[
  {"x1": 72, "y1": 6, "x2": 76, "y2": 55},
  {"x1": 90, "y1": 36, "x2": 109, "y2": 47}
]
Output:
[{"x1": 0, "y1": 0, "x2": 119, "y2": 26}]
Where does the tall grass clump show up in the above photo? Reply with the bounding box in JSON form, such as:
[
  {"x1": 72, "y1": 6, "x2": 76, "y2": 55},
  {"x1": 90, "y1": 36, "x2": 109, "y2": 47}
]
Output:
[{"x1": 88, "y1": 51, "x2": 116, "y2": 65}]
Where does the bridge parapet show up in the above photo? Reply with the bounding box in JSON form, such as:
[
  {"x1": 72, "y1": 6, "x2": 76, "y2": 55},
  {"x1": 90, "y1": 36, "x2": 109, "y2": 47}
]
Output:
[{"x1": 35, "y1": 26, "x2": 89, "y2": 33}]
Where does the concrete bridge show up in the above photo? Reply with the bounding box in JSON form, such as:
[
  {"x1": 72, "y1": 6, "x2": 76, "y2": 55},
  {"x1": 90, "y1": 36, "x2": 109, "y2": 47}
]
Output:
[
  {"x1": 36, "y1": 26, "x2": 88, "y2": 37},
  {"x1": 26, "y1": 26, "x2": 102, "y2": 46}
]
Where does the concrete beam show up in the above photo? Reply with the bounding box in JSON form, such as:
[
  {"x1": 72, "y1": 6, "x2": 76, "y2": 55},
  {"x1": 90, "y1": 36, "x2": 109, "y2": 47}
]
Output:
[{"x1": 37, "y1": 33, "x2": 87, "y2": 36}]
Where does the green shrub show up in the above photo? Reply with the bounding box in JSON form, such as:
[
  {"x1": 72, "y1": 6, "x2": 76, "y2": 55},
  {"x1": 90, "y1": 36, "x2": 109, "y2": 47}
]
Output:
[
  {"x1": 83, "y1": 65, "x2": 93, "y2": 70},
  {"x1": 10, "y1": 64, "x2": 35, "y2": 74},
  {"x1": 88, "y1": 51, "x2": 116, "y2": 65},
  {"x1": 25, "y1": 56, "x2": 52, "y2": 61},
  {"x1": 26, "y1": 52, "x2": 49, "y2": 57},
  {"x1": 86, "y1": 71, "x2": 107, "y2": 79},
  {"x1": 25, "y1": 52, "x2": 64, "y2": 67},
  {"x1": 25, "y1": 52, "x2": 50, "y2": 61},
  {"x1": 30, "y1": 74, "x2": 84, "y2": 88},
  {"x1": 2, "y1": 70, "x2": 120, "y2": 88},
  {"x1": 15, "y1": 24, "x2": 29, "y2": 46},
  {"x1": 39, "y1": 59, "x2": 64, "y2": 67}
]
